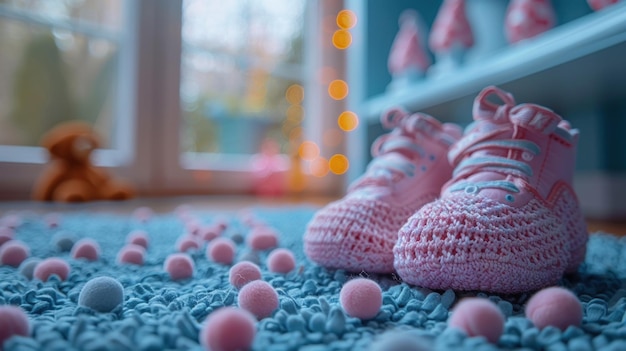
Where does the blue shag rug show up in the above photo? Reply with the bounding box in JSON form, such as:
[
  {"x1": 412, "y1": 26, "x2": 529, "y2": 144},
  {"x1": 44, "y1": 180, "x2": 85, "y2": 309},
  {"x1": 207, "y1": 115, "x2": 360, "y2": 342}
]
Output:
[{"x1": 1, "y1": 204, "x2": 626, "y2": 351}]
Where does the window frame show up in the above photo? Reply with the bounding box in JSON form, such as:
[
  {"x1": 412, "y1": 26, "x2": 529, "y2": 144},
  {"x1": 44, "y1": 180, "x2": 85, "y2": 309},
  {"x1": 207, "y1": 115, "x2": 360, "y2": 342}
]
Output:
[
  {"x1": 0, "y1": 0, "x2": 146, "y2": 199},
  {"x1": 0, "y1": 0, "x2": 347, "y2": 199},
  {"x1": 148, "y1": 0, "x2": 346, "y2": 196}
]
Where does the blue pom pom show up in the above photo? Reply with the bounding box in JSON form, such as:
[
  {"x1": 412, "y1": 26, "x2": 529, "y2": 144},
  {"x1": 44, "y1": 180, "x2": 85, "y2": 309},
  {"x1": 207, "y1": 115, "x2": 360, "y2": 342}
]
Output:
[{"x1": 78, "y1": 276, "x2": 124, "y2": 313}]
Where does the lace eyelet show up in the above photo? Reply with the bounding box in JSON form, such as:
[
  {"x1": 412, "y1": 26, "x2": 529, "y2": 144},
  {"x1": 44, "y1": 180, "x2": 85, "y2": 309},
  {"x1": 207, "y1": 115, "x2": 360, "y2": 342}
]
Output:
[
  {"x1": 522, "y1": 152, "x2": 533, "y2": 161},
  {"x1": 465, "y1": 185, "x2": 478, "y2": 194}
]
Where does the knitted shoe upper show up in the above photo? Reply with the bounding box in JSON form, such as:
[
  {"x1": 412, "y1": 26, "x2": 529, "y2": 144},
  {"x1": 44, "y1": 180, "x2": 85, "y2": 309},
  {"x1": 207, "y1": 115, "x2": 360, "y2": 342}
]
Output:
[
  {"x1": 394, "y1": 86, "x2": 588, "y2": 293},
  {"x1": 304, "y1": 109, "x2": 462, "y2": 273},
  {"x1": 443, "y1": 85, "x2": 579, "y2": 206}
]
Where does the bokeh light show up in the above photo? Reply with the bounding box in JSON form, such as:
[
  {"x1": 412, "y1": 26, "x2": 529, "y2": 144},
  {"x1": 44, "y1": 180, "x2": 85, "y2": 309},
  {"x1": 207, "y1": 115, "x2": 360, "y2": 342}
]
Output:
[
  {"x1": 288, "y1": 126, "x2": 303, "y2": 142},
  {"x1": 329, "y1": 154, "x2": 349, "y2": 175},
  {"x1": 328, "y1": 80, "x2": 349, "y2": 100},
  {"x1": 299, "y1": 141, "x2": 320, "y2": 161},
  {"x1": 285, "y1": 84, "x2": 304, "y2": 105},
  {"x1": 323, "y1": 129, "x2": 343, "y2": 148},
  {"x1": 286, "y1": 105, "x2": 304, "y2": 123},
  {"x1": 310, "y1": 157, "x2": 329, "y2": 177},
  {"x1": 332, "y1": 30, "x2": 352, "y2": 49},
  {"x1": 336, "y1": 10, "x2": 357, "y2": 29},
  {"x1": 338, "y1": 111, "x2": 359, "y2": 131}
]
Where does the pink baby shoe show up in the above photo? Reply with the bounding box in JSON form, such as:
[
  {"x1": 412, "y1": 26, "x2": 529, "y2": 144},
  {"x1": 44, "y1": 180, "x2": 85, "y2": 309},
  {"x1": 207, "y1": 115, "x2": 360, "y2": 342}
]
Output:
[
  {"x1": 303, "y1": 109, "x2": 462, "y2": 273},
  {"x1": 394, "y1": 86, "x2": 588, "y2": 294}
]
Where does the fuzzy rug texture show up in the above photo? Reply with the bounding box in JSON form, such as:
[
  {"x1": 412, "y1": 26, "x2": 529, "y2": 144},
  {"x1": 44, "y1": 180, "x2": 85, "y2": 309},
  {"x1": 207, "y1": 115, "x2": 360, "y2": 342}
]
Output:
[{"x1": 1, "y1": 205, "x2": 626, "y2": 351}]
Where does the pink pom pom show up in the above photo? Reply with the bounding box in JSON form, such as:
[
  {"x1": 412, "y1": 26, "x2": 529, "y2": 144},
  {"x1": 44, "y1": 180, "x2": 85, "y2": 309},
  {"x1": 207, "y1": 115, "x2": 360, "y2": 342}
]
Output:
[
  {"x1": 214, "y1": 217, "x2": 228, "y2": 231},
  {"x1": 200, "y1": 225, "x2": 221, "y2": 242},
  {"x1": 176, "y1": 235, "x2": 201, "y2": 252},
  {"x1": 132, "y1": 206, "x2": 153, "y2": 222},
  {"x1": 1, "y1": 213, "x2": 22, "y2": 229},
  {"x1": 229, "y1": 261, "x2": 262, "y2": 289},
  {"x1": 339, "y1": 278, "x2": 382, "y2": 320},
  {"x1": 237, "y1": 280, "x2": 279, "y2": 320},
  {"x1": 0, "y1": 227, "x2": 14, "y2": 247},
  {"x1": 164, "y1": 253, "x2": 195, "y2": 280},
  {"x1": 525, "y1": 287, "x2": 582, "y2": 331},
  {"x1": 71, "y1": 238, "x2": 101, "y2": 261},
  {"x1": 246, "y1": 227, "x2": 278, "y2": 251},
  {"x1": 448, "y1": 298, "x2": 505, "y2": 344},
  {"x1": 267, "y1": 248, "x2": 295, "y2": 274},
  {"x1": 200, "y1": 307, "x2": 256, "y2": 351},
  {"x1": 116, "y1": 244, "x2": 145, "y2": 266},
  {"x1": 185, "y1": 220, "x2": 202, "y2": 236},
  {"x1": 0, "y1": 240, "x2": 30, "y2": 267},
  {"x1": 207, "y1": 237, "x2": 236, "y2": 265},
  {"x1": 0, "y1": 305, "x2": 30, "y2": 345},
  {"x1": 126, "y1": 230, "x2": 149, "y2": 249},
  {"x1": 33, "y1": 257, "x2": 70, "y2": 281}
]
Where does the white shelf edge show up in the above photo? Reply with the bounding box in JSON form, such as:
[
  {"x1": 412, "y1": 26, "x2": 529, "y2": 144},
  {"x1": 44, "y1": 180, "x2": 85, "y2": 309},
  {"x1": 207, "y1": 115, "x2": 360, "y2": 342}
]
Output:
[{"x1": 362, "y1": 2, "x2": 626, "y2": 120}]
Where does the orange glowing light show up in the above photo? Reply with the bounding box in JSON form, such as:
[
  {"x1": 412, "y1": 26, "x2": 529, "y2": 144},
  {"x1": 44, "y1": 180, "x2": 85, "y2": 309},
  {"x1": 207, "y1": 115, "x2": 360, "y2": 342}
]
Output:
[
  {"x1": 332, "y1": 30, "x2": 352, "y2": 49},
  {"x1": 328, "y1": 80, "x2": 349, "y2": 100},
  {"x1": 338, "y1": 111, "x2": 359, "y2": 131},
  {"x1": 329, "y1": 154, "x2": 349, "y2": 175},
  {"x1": 288, "y1": 126, "x2": 303, "y2": 142},
  {"x1": 285, "y1": 84, "x2": 304, "y2": 105},
  {"x1": 310, "y1": 157, "x2": 329, "y2": 177},
  {"x1": 336, "y1": 10, "x2": 357, "y2": 29},
  {"x1": 299, "y1": 141, "x2": 320, "y2": 161},
  {"x1": 286, "y1": 105, "x2": 304, "y2": 123}
]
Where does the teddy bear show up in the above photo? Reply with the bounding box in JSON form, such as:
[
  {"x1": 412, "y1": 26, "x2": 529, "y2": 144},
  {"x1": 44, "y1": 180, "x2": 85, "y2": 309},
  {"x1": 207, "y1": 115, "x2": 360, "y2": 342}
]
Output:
[{"x1": 32, "y1": 121, "x2": 135, "y2": 202}]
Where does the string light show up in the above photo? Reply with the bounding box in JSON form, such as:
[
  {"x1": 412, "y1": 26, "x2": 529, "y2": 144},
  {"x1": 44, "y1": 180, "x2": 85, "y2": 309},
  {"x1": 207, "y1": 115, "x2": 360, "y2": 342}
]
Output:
[
  {"x1": 310, "y1": 157, "x2": 329, "y2": 177},
  {"x1": 328, "y1": 79, "x2": 349, "y2": 100},
  {"x1": 286, "y1": 105, "x2": 304, "y2": 123},
  {"x1": 308, "y1": 9, "x2": 358, "y2": 179},
  {"x1": 336, "y1": 10, "x2": 357, "y2": 29},
  {"x1": 329, "y1": 154, "x2": 349, "y2": 174},
  {"x1": 299, "y1": 141, "x2": 320, "y2": 161},
  {"x1": 332, "y1": 29, "x2": 352, "y2": 49},
  {"x1": 285, "y1": 84, "x2": 304, "y2": 105},
  {"x1": 337, "y1": 111, "x2": 359, "y2": 131}
]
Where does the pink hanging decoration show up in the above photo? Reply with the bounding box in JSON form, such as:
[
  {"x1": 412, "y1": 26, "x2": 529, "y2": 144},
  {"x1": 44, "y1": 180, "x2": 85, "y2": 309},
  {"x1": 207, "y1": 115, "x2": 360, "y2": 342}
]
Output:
[
  {"x1": 587, "y1": 0, "x2": 620, "y2": 10},
  {"x1": 505, "y1": 0, "x2": 555, "y2": 44},
  {"x1": 429, "y1": 0, "x2": 474, "y2": 55},
  {"x1": 388, "y1": 9, "x2": 431, "y2": 78}
]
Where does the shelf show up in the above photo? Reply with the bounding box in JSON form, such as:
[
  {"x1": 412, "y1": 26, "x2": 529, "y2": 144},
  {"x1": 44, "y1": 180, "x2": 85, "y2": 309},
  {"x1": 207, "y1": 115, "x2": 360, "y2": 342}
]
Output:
[{"x1": 360, "y1": 2, "x2": 626, "y2": 121}]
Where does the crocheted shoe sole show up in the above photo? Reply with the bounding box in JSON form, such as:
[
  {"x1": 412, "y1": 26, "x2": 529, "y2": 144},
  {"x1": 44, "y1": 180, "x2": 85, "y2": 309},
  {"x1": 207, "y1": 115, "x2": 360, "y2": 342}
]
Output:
[
  {"x1": 394, "y1": 182, "x2": 586, "y2": 293},
  {"x1": 547, "y1": 182, "x2": 588, "y2": 273},
  {"x1": 304, "y1": 195, "x2": 436, "y2": 273}
]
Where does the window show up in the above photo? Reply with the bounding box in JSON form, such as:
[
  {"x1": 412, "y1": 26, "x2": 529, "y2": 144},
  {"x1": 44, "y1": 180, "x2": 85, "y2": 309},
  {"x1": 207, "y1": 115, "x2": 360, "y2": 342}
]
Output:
[
  {"x1": 0, "y1": 0, "x2": 138, "y2": 199},
  {"x1": 0, "y1": 0, "x2": 348, "y2": 199},
  {"x1": 180, "y1": 0, "x2": 305, "y2": 158}
]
